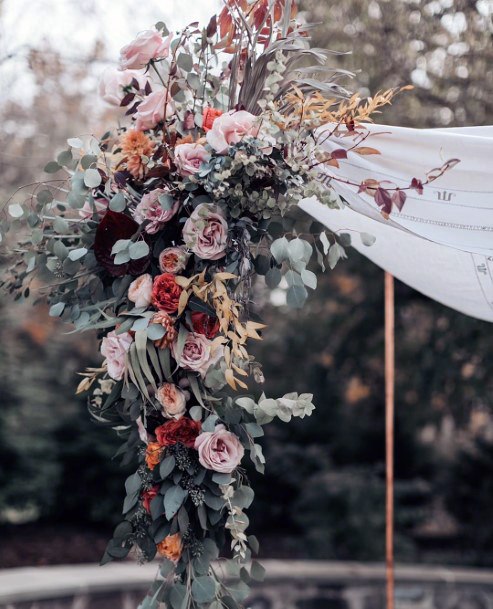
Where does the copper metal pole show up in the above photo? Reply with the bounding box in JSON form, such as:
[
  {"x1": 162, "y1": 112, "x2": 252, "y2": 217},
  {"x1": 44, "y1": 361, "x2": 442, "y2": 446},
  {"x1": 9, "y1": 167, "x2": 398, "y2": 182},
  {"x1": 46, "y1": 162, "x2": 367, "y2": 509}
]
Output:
[{"x1": 385, "y1": 271, "x2": 395, "y2": 609}]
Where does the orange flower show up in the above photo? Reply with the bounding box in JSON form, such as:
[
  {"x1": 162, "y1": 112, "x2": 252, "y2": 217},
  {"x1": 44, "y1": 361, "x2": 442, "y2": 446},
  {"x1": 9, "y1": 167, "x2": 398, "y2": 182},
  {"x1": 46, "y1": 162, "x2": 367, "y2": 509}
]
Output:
[
  {"x1": 145, "y1": 442, "x2": 163, "y2": 471},
  {"x1": 120, "y1": 130, "x2": 155, "y2": 179},
  {"x1": 157, "y1": 533, "x2": 183, "y2": 562},
  {"x1": 202, "y1": 108, "x2": 223, "y2": 132}
]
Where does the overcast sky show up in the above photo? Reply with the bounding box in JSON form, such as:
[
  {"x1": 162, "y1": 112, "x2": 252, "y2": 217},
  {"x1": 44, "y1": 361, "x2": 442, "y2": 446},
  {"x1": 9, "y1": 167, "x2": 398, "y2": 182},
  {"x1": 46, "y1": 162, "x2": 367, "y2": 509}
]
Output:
[{"x1": 0, "y1": 0, "x2": 220, "y2": 103}]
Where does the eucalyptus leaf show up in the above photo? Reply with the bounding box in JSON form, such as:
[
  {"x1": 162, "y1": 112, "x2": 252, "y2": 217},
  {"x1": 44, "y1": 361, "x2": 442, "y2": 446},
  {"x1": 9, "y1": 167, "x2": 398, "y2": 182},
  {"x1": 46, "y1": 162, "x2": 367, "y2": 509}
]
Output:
[
  {"x1": 164, "y1": 485, "x2": 187, "y2": 520},
  {"x1": 49, "y1": 302, "x2": 65, "y2": 317},
  {"x1": 191, "y1": 576, "x2": 216, "y2": 604},
  {"x1": 45, "y1": 161, "x2": 62, "y2": 174},
  {"x1": 147, "y1": 323, "x2": 166, "y2": 340},
  {"x1": 301, "y1": 268, "x2": 317, "y2": 289},
  {"x1": 68, "y1": 247, "x2": 88, "y2": 261},
  {"x1": 159, "y1": 455, "x2": 176, "y2": 479},
  {"x1": 360, "y1": 232, "x2": 376, "y2": 246},
  {"x1": 177, "y1": 53, "x2": 193, "y2": 72},
  {"x1": 8, "y1": 204, "x2": 24, "y2": 218},
  {"x1": 265, "y1": 267, "x2": 282, "y2": 289},
  {"x1": 270, "y1": 237, "x2": 289, "y2": 264},
  {"x1": 286, "y1": 285, "x2": 307, "y2": 308},
  {"x1": 84, "y1": 168, "x2": 102, "y2": 188},
  {"x1": 110, "y1": 192, "x2": 126, "y2": 212},
  {"x1": 129, "y1": 241, "x2": 150, "y2": 260}
]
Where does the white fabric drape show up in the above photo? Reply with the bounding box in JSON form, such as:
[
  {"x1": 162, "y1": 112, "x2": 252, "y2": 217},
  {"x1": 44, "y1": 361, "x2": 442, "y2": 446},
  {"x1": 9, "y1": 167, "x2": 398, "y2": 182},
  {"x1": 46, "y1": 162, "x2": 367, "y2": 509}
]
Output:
[{"x1": 300, "y1": 124, "x2": 493, "y2": 322}]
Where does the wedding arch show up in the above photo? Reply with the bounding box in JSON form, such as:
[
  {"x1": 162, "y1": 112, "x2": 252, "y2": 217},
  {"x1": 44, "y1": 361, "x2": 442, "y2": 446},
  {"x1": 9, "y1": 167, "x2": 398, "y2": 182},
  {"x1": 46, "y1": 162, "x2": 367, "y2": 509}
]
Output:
[{"x1": 1, "y1": 2, "x2": 491, "y2": 609}]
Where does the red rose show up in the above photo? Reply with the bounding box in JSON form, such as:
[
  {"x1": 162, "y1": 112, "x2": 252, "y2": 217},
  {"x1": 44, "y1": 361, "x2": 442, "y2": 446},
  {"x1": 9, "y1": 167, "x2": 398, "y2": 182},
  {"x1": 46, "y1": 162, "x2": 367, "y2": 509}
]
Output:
[
  {"x1": 142, "y1": 485, "x2": 160, "y2": 513},
  {"x1": 155, "y1": 418, "x2": 201, "y2": 448},
  {"x1": 152, "y1": 273, "x2": 182, "y2": 313},
  {"x1": 191, "y1": 312, "x2": 220, "y2": 339}
]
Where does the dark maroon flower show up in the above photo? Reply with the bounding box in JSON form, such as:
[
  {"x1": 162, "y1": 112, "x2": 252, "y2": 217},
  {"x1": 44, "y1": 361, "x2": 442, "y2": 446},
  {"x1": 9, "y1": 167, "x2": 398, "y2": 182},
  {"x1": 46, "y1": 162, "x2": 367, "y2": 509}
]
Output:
[
  {"x1": 94, "y1": 210, "x2": 151, "y2": 277},
  {"x1": 191, "y1": 312, "x2": 220, "y2": 339}
]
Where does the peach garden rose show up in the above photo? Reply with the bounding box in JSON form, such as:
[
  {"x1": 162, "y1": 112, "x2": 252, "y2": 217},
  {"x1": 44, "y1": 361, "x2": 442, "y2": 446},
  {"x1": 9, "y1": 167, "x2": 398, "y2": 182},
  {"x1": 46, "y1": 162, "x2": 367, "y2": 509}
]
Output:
[
  {"x1": 157, "y1": 533, "x2": 183, "y2": 563},
  {"x1": 159, "y1": 246, "x2": 189, "y2": 274},
  {"x1": 128, "y1": 274, "x2": 153, "y2": 308},
  {"x1": 156, "y1": 382, "x2": 187, "y2": 419}
]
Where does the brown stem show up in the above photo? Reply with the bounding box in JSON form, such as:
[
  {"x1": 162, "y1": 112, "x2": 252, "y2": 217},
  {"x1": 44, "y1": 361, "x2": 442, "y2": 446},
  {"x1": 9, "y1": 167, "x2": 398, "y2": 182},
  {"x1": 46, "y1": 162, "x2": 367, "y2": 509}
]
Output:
[{"x1": 385, "y1": 272, "x2": 395, "y2": 609}]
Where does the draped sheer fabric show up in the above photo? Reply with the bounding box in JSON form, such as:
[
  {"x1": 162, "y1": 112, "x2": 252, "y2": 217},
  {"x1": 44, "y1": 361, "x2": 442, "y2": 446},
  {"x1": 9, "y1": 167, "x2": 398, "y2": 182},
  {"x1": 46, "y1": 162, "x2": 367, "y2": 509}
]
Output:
[{"x1": 300, "y1": 124, "x2": 493, "y2": 322}]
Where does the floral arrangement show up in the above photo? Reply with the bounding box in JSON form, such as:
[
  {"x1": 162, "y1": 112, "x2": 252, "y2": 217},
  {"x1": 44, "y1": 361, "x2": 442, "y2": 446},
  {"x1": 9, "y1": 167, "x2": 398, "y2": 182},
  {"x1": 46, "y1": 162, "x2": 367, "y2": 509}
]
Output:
[{"x1": 0, "y1": 1, "x2": 457, "y2": 608}]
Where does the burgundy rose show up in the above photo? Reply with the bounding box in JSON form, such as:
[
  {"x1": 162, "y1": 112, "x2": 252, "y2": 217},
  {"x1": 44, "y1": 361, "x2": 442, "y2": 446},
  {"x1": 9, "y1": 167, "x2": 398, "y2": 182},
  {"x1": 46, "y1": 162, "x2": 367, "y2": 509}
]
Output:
[
  {"x1": 191, "y1": 312, "x2": 220, "y2": 339},
  {"x1": 94, "y1": 211, "x2": 150, "y2": 277},
  {"x1": 155, "y1": 418, "x2": 201, "y2": 448},
  {"x1": 152, "y1": 273, "x2": 182, "y2": 314}
]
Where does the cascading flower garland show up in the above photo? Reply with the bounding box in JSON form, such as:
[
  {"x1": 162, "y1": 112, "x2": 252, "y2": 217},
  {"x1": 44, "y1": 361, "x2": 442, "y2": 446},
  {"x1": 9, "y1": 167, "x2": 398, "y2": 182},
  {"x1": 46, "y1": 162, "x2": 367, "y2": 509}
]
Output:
[{"x1": 0, "y1": 2, "x2": 457, "y2": 607}]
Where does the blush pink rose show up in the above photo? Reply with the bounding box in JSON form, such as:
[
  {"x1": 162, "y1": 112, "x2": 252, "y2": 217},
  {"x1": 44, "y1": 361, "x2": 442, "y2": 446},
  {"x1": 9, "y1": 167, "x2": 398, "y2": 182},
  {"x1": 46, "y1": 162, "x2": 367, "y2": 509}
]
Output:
[
  {"x1": 135, "y1": 89, "x2": 174, "y2": 131},
  {"x1": 174, "y1": 143, "x2": 209, "y2": 177},
  {"x1": 194, "y1": 425, "x2": 245, "y2": 474},
  {"x1": 120, "y1": 30, "x2": 171, "y2": 70},
  {"x1": 133, "y1": 189, "x2": 179, "y2": 234},
  {"x1": 128, "y1": 274, "x2": 153, "y2": 308},
  {"x1": 206, "y1": 110, "x2": 260, "y2": 154},
  {"x1": 100, "y1": 330, "x2": 133, "y2": 381},
  {"x1": 159, "y1": 246, "x2": 190, "y2": 274},
  {"x1": 156, "y1": 383, "x2": 187, "y2": 419},
  {"x1": 172, "y1": 332, "x2": 223, "y2": 377},
  {"x1": 182, "y1": 204, "x2": 228, "y2": 260},
  {"x1": 99, "y1": 68, "x2": 147, "y2": 106}
]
